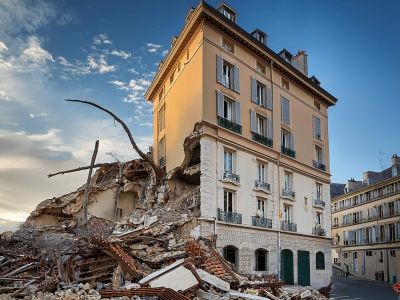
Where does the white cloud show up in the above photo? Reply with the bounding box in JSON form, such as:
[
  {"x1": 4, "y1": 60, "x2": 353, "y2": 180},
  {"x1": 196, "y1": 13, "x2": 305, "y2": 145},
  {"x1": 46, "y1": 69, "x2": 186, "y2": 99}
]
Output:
[
  {"x1": 0, "y1": 41, "x2": 8, "y2": 53},
  {"x1": 0, "y1": 90, "x2": 10, "y2": 102},
  {"x1": 162, "y1": 50, "x2": 169, "y2": 57},
  {"x1": 87, "y1": 55, "x2": 116, "y2": 74},
  {"x1": 128, "y1": 68, "x2": 139, "y2": 75},
  {"x1": 94, "y1": 33, "x2": 112, "y2": 45},
  {"x1": 110, "y1": 49, "x2": 131, "y2": 60},
  {"x1": 146, "y1": 43, "x2": 162, "y2": 53},
  {"x1": 108, "y1": 80, "x2": 129, "y2": 91},
  {"x1": 29, "y1": 112, "x2": 49, "y2": 119},
  {"x1": 21, "y1": 36, "x2": 54, "y2": 64}
]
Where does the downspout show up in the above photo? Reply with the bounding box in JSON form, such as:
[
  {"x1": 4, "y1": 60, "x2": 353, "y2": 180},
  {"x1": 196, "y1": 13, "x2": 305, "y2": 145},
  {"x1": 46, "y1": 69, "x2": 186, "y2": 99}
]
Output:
[{"x1": 271, "y1": 59, "x2": 283, "y2": 279}]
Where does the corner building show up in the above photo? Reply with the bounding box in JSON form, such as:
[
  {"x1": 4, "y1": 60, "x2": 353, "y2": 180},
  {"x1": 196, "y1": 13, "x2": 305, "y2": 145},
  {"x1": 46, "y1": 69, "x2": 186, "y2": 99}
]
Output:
[{"x1": 145, "y1": 2, "x2": 337, "y2": 288}]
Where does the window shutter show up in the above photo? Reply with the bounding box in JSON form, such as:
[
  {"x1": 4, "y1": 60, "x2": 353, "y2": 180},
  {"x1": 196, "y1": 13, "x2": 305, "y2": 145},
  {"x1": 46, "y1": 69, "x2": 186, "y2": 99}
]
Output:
[
  {"x1": 216, "y1": 55, "x2": 223, "y2": 83},
  {"x1": 289, "y1": 131, "x2": 294, "y2": 150},
  {"x1": 250, "y1": 109, "x2": 257, "y2": 132},
  {"x1": 235, "y1": 101, "x2": 241, "y2": 124},
  {"x1": 262, "y1": 85, "x2": 267, "y2": 107},
  {"x1": 281, "y1": 97, "x2": 290, "y2": 124},
  {"x1": 266, "y1": 86, "x2": 273, "y2": 110},
  {"x1": 267, "y1": 118, "x2": 273, "y2": 140},
  {"x1": 233, "y1": 66, "x2": 240, "y2": 93},
  {"x1": 251, "y1": 77, "x2": 257, "y2": 103},
  {"x1": 216, "y1": 91, "x2": 224, "y2": 118}
]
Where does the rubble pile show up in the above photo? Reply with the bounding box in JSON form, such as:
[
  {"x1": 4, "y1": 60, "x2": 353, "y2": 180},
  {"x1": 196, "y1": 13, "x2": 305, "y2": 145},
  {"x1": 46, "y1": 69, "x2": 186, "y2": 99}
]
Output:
[{"x1": 0, "y1": 130, "x2": 329, "y2": 299}]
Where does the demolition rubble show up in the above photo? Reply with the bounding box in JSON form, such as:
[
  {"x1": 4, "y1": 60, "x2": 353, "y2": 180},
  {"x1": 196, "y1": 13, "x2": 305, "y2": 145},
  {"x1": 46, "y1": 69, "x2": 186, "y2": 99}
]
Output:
[{"x1": 0, "y1": 131, "x2": 330, "y2": 300}]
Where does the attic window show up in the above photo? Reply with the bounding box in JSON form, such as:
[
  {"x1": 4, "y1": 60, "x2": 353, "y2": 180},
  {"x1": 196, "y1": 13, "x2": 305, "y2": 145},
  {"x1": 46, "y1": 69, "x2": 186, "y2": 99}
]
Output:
[
  {"x1": 218, "y1": 4, "x2": 236, "y2": 22},
  {"x1": 222, "y1": 38, "x2": 234, "y2": 53},
  {"x1": 252, "y1": 30, "x2": 267, "y2": 45},
  {"x1": 314, "y1": 100, "x2": 321, "y2": 111},
  {"x1": 256, "y1": 61, "x2": 265, "y2": 74},
  {"x1": 281, "y1": 78, "x2": 289, "y2": 90}
]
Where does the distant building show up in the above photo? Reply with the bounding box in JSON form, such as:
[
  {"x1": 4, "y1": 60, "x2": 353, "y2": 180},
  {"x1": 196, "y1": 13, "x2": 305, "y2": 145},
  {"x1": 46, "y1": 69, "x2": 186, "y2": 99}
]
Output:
[
  {"x1": 331, "y1": 154, "x2": 400, "y2": 283},
  {"x1": 145, "y1": 1, "x2": 337, "y2": 287}
]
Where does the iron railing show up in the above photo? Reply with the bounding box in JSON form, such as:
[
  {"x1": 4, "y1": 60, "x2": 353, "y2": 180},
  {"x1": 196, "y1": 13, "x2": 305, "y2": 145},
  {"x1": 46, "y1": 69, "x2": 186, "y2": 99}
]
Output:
[
  {"x1": 223, "y1": 171, "x2": 240, "y2": 184},
  {"x1": 281, "y1": 221, "x2": 297, "y2": 232},
  {"x1": 217, "y1": 208, "x2": 242, "y2": 224},
  {"x1": 313, "y1": 160, "x2": 326, "y2": 171},
  {"x1": 217, "y1": 116, "x2": 242, "y2": 134},
  {"x1": 282, "y1": 189, "x2": 295, "y2": 199},
  {"x1": 252, "y1": 216, "x2": 272, "y2": 228},
  {"x1": 255, "y1": 180, "x2": 270, "y2": 191},
  {"x1": 252, "y1": 132, "x2": 273, "y2": 147},
  {"x1": 312, "y1": 227, "x2": 326, "y2": 236},
  {"x1": 281, "y1": 146, "x2": 296, "y2": 158},
  {"x1": 313, "y1": 199, "x2": 326, "y2": 208}
]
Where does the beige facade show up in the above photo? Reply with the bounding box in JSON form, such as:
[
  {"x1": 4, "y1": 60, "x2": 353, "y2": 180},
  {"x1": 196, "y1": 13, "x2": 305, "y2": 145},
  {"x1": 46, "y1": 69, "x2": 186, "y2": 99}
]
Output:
[
  {"x1": 146, "y1": 2, "x2": 336, "y2": 288},
  {"x1": 331, "y1": 156, "x2": 400, "y2": 283}
]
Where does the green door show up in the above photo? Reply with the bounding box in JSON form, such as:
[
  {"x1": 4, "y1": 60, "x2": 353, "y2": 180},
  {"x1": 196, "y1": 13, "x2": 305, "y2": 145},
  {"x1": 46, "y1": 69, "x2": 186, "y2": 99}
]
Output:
[
  {"x1": 298, "y1": 250, "x2": 310, "y2": 286},
  {"x1": 281, "y1": 249, "x2": 294, "y2": 285}
]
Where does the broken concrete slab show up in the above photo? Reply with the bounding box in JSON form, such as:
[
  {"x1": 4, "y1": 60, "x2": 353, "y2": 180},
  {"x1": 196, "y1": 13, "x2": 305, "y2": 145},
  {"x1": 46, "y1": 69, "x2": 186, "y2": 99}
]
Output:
[{"x1": 195, "y1": 268, "x2": 230, "y2": 292}]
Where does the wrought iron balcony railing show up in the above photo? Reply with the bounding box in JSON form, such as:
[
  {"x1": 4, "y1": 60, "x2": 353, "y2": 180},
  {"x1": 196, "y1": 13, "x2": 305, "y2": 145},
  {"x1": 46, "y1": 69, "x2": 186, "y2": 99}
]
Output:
[
  {"x1": 312, "y1": 226, "x2": 326, "y2": 236},
  {"x1": 313, "y1": 199, "x2": 326, "y2": 208},
  {"x1": 217, "y1": 208, "x2": 242, "y2": 224},
  {"x1": 217, "y1": 116, "x2": 242, "y2": 134},
  {"x1": 282, "y1": 189, "x2": 295, "y2": 199},
  {"x1": 252, "y1": 216, "x2": 272, "y2": 228},
  {"x1": 281, "y1": 146, "x2": 296, "y2": 158},
  {"x1": 252, "y1": 132, "x2": 273, "y2": 148},
  {"x1": 255, "y1": 180, "x2": 270, "y2": 192},
  {"x1": 281, "y1": 221, "x2": 297, "y2": 232},
  {"x1": 223, "y1": 171, "x2": 240, "y2": 184},
  {"x1": 313, "y1": 160, "x2": 326, "y2": 171}
]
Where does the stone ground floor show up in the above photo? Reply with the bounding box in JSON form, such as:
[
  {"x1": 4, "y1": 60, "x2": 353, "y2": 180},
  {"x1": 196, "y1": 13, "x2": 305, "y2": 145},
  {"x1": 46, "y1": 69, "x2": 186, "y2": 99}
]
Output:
[{"x1": 199, "y1": 219, "x2": 332, "y2": 288}]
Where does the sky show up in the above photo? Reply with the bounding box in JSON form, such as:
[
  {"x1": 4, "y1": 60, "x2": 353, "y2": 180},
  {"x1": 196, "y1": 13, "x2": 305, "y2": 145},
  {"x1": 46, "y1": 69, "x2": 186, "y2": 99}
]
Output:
[{"x1": 0, "y1": 0, "x2": 399, "y2": 225}]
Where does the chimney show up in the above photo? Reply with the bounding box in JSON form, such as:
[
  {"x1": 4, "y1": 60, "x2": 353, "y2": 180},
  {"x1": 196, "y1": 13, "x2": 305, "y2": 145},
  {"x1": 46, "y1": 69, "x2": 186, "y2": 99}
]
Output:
[
  {"x1": 291, "y1": 50, "x2": 308, "y2": 76},
  {"x1": 392, "y1": 154, "x2": 400, "y2": 166},
  {"x1": 346, "y1": 178, "x2": 363, "y2": 193},
  {"x1": 392, "y1": 154, "x2": 400, "y2": 177}
]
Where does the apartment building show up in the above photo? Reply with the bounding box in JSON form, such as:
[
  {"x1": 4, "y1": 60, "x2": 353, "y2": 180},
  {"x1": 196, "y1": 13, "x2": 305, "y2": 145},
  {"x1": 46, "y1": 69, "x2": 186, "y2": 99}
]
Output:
[
  {"x1": 145, "y1": 2, "x2": 337, "y2": 288},
  {"x1": 331, "y1": 155, "x2": 400, "y2": 283}
]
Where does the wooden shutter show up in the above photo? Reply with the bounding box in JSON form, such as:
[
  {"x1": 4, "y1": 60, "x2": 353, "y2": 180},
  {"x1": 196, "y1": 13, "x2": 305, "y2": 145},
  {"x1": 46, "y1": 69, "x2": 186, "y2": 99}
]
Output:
[
  {"x1": 266, "y1": 85, "x2": 273, "y2": 110},
  {"x1": 281, "y1": 97, "x2": 290, "y2": 124},
  {"x1": 216, "y1": 55, "x2": 223, "y2": 83},
  {"x1": 234, "y1": 101, "x2": 241, "y2": 125},
  {"x1": 267, "y1": 118, "x2": 273, "y2": 140},
  {"x1": 289, "y1": 131, "x2": 294, "y2": 150},
  {"x1": 233, "y1": 66, "x2": 240, "y2": 92},
  {"x1": 250, "y1": 109, "x2": 257, "y2": 132},
  {"x1": 216, "y1": 91, "x2": 224, "y2": 117},
  {"x1": 251, "y1": 77, "x2": 257, "y2": 103}
]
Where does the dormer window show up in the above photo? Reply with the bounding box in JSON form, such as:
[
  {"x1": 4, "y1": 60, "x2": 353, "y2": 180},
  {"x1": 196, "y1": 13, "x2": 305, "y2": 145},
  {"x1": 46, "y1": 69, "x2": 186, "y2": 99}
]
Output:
[
  {"x1": 251, "y1": 29, "x2": 267, "y2": 45},
  {"x1": 279, "y1": 49, "x2": 293, "y2": 64},
  {"x1": 218, "y1": 3, "x2": 236, "y2": 22}
]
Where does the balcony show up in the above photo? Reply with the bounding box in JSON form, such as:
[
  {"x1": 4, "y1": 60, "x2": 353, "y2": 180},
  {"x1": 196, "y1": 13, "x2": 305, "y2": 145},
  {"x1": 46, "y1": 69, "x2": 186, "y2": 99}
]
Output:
[
  {"x1": 312, "y1": 226, "x2": 326, "y2": 236},
  {"x1": 282, "y1": 189, "x2": 295, "y2": 200},
  {"x1": 281, "y1": 146, "x2": 296, "y2": 158},
  {"x1": 252, "y1": 132, "x2": 273, "y2": 148},
  {"x1": 281, "y1": 221, "x2": 297, "y2": 232},
  {"x1": 159, "y1": 157, "x2": 166, "y2": 167},
  {"x1": 313, "y1": 160, "x2": 326, "y2": 171},
  {"x1": 217, "y1": 116, "x2": 242, "y2": 134},
  {"x1": 217, "y1": 208, "x2": 242, "y2": 224},
  {"x1": 222, "y1": 171, "x2": 240, "y2": 185},
  {"x1": 313, "y1": 199, "x2": 326, "y2": 208},
  {"x1": 252, "y1": 216, "x2": 272, "y2": 228},
  {"x1": 254, "y1": 180, "x2": 271, "y2": 192}
]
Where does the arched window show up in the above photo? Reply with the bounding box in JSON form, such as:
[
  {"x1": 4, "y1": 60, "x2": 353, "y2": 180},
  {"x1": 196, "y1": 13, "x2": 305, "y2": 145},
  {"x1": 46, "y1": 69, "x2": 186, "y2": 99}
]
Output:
[
  {"x1": 255, "y1": 249, "x2": 268, "y2": 271},
  {"x1": 223, "y1": 245, "x2": 238, "y2": 267},
  {"x1": 316, "y1": 251, "x2": 325, "y2": 270}
]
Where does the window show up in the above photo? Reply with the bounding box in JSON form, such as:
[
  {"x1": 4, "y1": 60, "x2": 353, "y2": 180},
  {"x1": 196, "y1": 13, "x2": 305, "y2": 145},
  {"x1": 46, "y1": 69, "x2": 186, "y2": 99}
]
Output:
[
  {"x1": 391, "y1": 250, "x2": 396, "y2": 257},
  {"x1": 223, "y1": 97, "x2": 234, "y2": 120},
  {"x1": 186, "y1": 49, "x2": 189, "y2": 60},
  {"x1": 257, "y1": 197, "x2": 267, "y2": 217},
  {"x1": 281, "y1": 78, "x2": 289, "y2": 90},
  {"x1": 159, "y1": 87, "x2": 164, "y2": 101},
  {"x1": 223, "y1": 150, "x2": 234, "y2": 174},
  {"x1": 158, "y1": 105, "x2": 165, "y2": 132},
  {"x1": 389, "y1": 223, "x2": 395, "y2": 241},
  {"x1": 333, "y1": 217, "x2": 338, "y2": 226},
  {"x1": 281, "y1": 97, "x2": 290, "y2": 124},
  {"x1": 256, "y1": 114, "x2": 266, "y2": 136},
  {"x1": 256, "y1": 61, "x2": 265, "y2": 74},
  {"x1": 216, "y1": 92, "x2": 241, "y2": 131},
  {"x1": 315, "y1": 146, "x2": 323, "y2": 164},
  {"x1": 316, "y1": 183, "x2": 323, "y2": 201},
  {"x1": 316, "y1": 212, "x2": 322, "y2": 225},
  {"x1": 219, "y1": 5, "x2": 236, "y2": 22},
  {"x1": 217, "y1": 55, "x2": 240, "y2": 92},
  {"x1": 170, "y1": 69, "x2": 175, "y2": 84},
  {"x1": 314, "y1": 100, "x2": 321, "y2": 111},
  {"x1": 389, "y1": 202, "x2": 395, "y2": 216},
  {"x1": 255, "y1": 249, "x2": 268, "y2": 271},
  {"x1": 281, "y1": 129, "x2": 292, "y2": 149},
  {"x1": 344, "y1": 253, "x2": 348, "y2": 258},
  {"x1": 158, "y1": 137, "x2": 166, "y2": 166},
  {"x1": 366, "y1": 251, "x2": 373, "y2": 256},
  {"x1": 222, "y1": 38, "x2": 234, "y2": 53},
  {"x1": 257, "y1": 162, "x2": 267, "y2": 182},
  {"x1": 116, "y1": 207, "x2": 123, "y2": 219},
  {"x1": 313, "y1": 116, "x2": 321, "y2": 139},
  {"x1": 256, "y1": 82, "x2": 265, "y2": 106},
  {"x1": 224, "y1": 190, "x2": 234, "y2": 212},
  {"x1": 284, "y1": 171, "x2": 293, "y2": 191},
  {"x1": 283, "y1": 205, "x2": 292, "y2": 222},
  {"x1": 223, "y1": 246, "x2": 238, "y2": 266},
  {"x1": 353, "y1": 252, "x2": 358, "y2": 259},
  {"x1": 316, "y1": 252, "x2": 325, "y2": 270}
]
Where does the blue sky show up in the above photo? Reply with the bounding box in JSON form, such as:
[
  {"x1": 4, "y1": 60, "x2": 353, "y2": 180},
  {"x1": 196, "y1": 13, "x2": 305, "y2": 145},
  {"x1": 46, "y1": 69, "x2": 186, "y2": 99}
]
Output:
[{"x1": 0, "y1": 0, "x2": 399, "y2": 223}]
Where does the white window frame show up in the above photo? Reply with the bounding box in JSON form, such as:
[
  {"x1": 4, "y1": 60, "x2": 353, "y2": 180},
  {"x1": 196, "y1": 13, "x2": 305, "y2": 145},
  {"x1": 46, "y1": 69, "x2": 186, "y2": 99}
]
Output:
[
  {"x1": 284, "y1": 171, "x2": 293, "y2": 191},
  {"x1": 316, "y1": 182, "x2": 323, "y2": 201},
  {"x1": 256, "y1": 81, "x2": 265, "y2": 106},
  {"x1": 257, "y1": 162, "x2": 267, "y2": 182},
  {"x1": 257, "y1": 197, "x2": 267, "y2": 217},
  {"x1": 223, "y1": 97, "x2": 233, "y2": 121},
  {"x1": 281, "y1": 129, "x2": 291, "y2": 149},
  {"x1": 222, "y1": 61, "x2": 233, "y2": 89},
  {"x1": 315, "y1": 145, "x2": 323, "y2": 163},
  {"x1": 224, "y1": 189, "x2": 234, "y2": 212},
  {"x1": 224, "y1": 149, "x2": 234, "y2": 174},
  {"x1": 283, "y1": 205, "x2": 292, "y2": 222}
]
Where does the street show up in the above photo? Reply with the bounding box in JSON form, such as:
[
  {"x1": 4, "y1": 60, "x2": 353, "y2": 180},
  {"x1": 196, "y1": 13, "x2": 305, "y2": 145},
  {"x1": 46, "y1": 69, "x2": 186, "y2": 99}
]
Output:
[{"x1": 331, "y1": 274, "x2": 397, "y2": 300}]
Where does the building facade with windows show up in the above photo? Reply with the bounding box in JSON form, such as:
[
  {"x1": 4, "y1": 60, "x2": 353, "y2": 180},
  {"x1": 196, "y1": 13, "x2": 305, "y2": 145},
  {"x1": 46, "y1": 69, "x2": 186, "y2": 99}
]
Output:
[
  {"x1": 145, "y1": 2, "x2": 337, "y2": 288},
  {"x1": 331, "y1": 155, "x2": 400, "y2": 283}
]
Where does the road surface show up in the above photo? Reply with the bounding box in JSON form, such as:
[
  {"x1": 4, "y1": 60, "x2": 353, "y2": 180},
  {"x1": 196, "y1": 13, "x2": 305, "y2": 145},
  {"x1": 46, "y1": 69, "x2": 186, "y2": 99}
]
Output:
[{"x1": 330, "y1": 274, "x2": 397, "y2": 300}]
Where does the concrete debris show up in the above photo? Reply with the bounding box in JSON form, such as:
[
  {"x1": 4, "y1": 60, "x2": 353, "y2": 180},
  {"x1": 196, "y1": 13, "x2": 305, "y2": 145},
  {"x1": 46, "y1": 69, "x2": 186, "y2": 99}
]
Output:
[{"x1": 0, "y1": 128, "x2": 329, "y2": 299}]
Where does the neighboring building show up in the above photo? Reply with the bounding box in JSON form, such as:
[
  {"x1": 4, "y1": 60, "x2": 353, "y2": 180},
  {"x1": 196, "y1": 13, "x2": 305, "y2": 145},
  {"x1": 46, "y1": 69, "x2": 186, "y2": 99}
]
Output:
[
  {"x1": 145, "y1": 2, "x2": 337, "y2": 288},
  {"x1": 331, "y1": 154, "x2": 400, "y2": 283}
]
